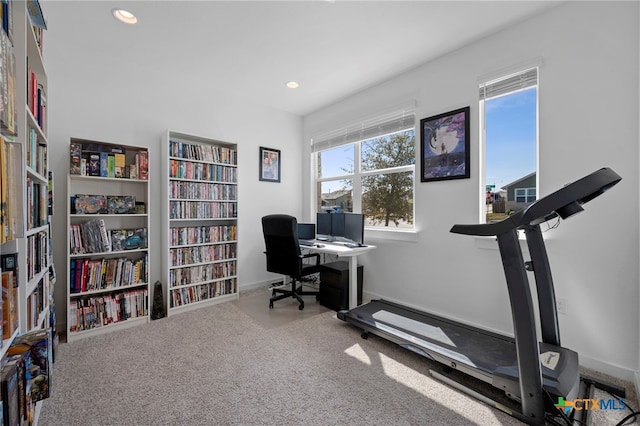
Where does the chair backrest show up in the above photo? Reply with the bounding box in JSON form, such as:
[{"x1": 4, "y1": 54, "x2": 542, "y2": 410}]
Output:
[{"x1": 261, "y1": 214, "x2": 303, "y2": 278}]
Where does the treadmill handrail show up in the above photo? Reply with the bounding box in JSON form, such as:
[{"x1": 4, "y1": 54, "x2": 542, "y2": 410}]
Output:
[{"x1": 450, "y1": 167, "x2": 621, "y2": 237}]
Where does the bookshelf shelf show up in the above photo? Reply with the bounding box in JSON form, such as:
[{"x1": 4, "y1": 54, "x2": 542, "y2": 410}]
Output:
[
  {"x1": 66, "y1": 138, "x2": 150, "y2": 341},
  {"x1": 162, "y1": 130, "x2": 239, "y2": 316}
]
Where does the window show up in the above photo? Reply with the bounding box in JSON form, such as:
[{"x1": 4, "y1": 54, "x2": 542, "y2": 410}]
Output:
[
  {"x1": 515, "y1": 188, "x2": 536, "y2": 203},
  {"x1": 312, "y1": 104, "x2": 415, "y2": 229},
  {"x1": 480, "y1": 67, "x2": 538, "y2": 223}
]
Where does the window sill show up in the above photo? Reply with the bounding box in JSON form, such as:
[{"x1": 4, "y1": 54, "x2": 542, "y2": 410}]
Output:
[{"x1": 365, "y1": 227, "x2": 418, "y2": 243}]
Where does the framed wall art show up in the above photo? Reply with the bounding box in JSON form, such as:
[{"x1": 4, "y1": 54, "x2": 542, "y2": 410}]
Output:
[
  {"x1": 259, "y1": 146, "x2": 281, "y2": 183},
  {"x1": 420, "y1": 106, "x2": 470, "y2": 182}
]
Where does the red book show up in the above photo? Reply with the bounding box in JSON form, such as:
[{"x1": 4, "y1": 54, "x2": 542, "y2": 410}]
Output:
[{"x1": 137, "y1": 150, "x2": 148, "y2": 180}]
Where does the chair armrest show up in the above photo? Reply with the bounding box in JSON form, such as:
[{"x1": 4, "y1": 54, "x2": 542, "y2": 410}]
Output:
[{"x1": 300, "y1": 252, "x2": 321, "y2": 265}]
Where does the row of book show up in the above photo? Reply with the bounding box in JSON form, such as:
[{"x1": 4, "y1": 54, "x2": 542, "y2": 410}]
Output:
[
  {"x1": 169, "y1": 200, "x2": 237, "y2": 220},
  {"x1": 0, "y1": 27, "x2": 16, "y2": 136},
  {"x1": 169, "y1": 139, "x2": 237, "y2": 165},
  {"x1": 170, "y1": 278, "x2": 237, "y2": 308},
  {"x1": 68, "y1": 289, "x2": 148, "y2": 333},
  {"x1": 70, "y1": 142, "x2": 148, "y2": 180},
  {"x1": 169, "y1": 159, "x2": 237, "y2": 182},
  {"x1": 26, "y1": 230, "x2": 47, "y2": 281},
  {"x1": 26, "y1": 176, "x2": 47, "y2": 230},
  {"x1": 69, "y1": 219, "x2": 148, "y2": 255},
  {"x1": 170, "y1": 243, "x2": 237, "y2": 267},
  {"x1": 1, "y1": 329, "x2": 53, "y2": 426},
  {"x1": 169, "y1": 180, "x2": 237, "y2": 201},
  {"x1": 169, "y1": 224, "x2": 237, "y2": 247},
  {"x1": 169, "y1": 261, "x2": 237, "y2": 288},
  {"x1": 69, "y1": 255, "x2": 148, "y2": 294},
  {"x1": 25, "y1": 275, "x2": 47, "y2": 331},
  {"x1": 27, "y1": 65, "x2": 46, "y2": 132},
  {"x1": 0, "y1": 137, "x2": 19, "y2": 243},
  {"x1": 26, "y1": 127, "x2": 46, "y2": 176}
]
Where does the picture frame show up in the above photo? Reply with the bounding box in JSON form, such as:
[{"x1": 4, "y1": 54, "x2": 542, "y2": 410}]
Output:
[
  {"x1": 420, "y1": 106, "x2": 470, "y2": 182},
  {"x1": 259, "y1": 146, "x2": 281, "y2": 182}
]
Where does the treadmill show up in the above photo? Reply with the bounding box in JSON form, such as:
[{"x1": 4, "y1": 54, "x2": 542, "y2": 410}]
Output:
[{"x1": 337, "y1": 167, "x2": 623, "y2": 425}]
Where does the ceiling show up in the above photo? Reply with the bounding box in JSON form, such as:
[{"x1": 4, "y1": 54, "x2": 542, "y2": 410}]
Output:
[{"x1": 41, "y1": 1, "x2": 563, "y2": 117}]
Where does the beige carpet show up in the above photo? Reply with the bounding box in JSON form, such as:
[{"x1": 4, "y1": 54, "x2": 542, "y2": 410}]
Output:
[
  {"x1": 233, "y1": 286, "x2": 330, "y2": 329},
  {"x1": 39, "y1": 290, "x2": 638, "y2": 425}
]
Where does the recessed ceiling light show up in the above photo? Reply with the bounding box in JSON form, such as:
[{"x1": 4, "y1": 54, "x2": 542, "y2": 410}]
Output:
[
  {"x1": 286, "y1": 81, "x2": 300, "y2": 89},
  {"x1": 112, "y1": 8, "x2": 138, "y2": 24}
]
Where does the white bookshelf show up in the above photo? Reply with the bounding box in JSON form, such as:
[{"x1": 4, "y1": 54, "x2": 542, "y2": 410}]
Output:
[
  {"x1": 0, "y1": 0, "x2": 53, "y2": 357},
  {"x1": 66, "y1": 138, "x2": 150, "y2": 341},
  {"x1": 161, "y1": 130, "x2": 238, "y2": 316}
]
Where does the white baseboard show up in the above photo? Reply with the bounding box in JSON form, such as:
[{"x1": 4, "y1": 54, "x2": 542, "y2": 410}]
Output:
[
  {"x1": 238, "y1": 278, "x2": 283, "y2": 293},
  {"x1": 578, "y1": 353, "x2": 637, "y2": 383}
]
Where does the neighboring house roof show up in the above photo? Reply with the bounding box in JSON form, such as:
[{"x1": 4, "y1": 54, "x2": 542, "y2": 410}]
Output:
[
  {"x1": 322, "y1": 189, "x2": 351, "y2": 201},
  {"x1": 501, "y1": 172, "x2": 536, "y2": 190}
]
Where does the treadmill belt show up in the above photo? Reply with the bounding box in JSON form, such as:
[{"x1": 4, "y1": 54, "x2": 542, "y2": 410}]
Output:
[{"x1": 344, "y1": 299, "x2": 518, "y2": 376}]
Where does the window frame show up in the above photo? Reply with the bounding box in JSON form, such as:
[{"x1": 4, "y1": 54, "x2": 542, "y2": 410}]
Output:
[
  {"x1": 313, "y1": 128, "x2": 416, "y2": 233},
  {"x1": 479, "y1": 65, "x2": 539, "y2": 224}
]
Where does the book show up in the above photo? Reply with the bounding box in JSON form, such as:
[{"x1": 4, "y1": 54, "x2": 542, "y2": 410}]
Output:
[
  {"x1": 0, "y1": 136, "x2": 6, "y2": 243},
  {"x1": 6, "y1": 354, "x2": 27, "y2": 424},
  {"x1": 137, "y1": 151, "x2": 148, "y2": 180},
  {"x1": 99, "y1": 152, "x2": 108, "y2": 177},
  {"x1": 114, "y1": 153, "x2": 125, "y2": 178},
  {"x1": 26, "y1": 0, "x2": 46, "y2": 30},
  {"x1": 7, "y1": 329, "x2": 53, "y2": 403},
  {"x1": 88, "y1": 153, "x2": 100, "y2": 177},
  {"x1": 69, "y1": 143, "x2": 82, "y2": 175},
  {"x1": 0, "y1": 360, "x2": 18, "y2": 426},
  {"x1": 1, "y1": 270, "x2": 16, "y2": 339},
  {"x1": 107, "y1": 154, "x2": 115, "y2": 178}
]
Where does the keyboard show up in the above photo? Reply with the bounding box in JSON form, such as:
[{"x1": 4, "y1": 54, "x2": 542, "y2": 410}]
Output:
[{"x1": 299, "y1": 240, "x2": 315, "y2": 246}]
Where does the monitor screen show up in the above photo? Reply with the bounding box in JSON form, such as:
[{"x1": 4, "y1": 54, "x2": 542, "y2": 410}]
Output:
[
  {"x1": 316, "y1": 213, "x2": 332, "y2": 236},
  {"x1": 344, "y1": 213, "x2": 365, "y2": 244},
  {"x1": 331, "y1": 213, "x2": 346, "y2": 238},
  {"x1": 297, "y1": 223, "x2": 316, "y2": 240}
]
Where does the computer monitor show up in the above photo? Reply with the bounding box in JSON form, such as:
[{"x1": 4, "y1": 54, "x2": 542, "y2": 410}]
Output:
[
  {"x1": 297, "y1": 223, "x2": 316, "y2": 241},
  {"x1": 331, "y1": 213, "x2": 346, "y2": 238},
  {"x1": 316, "y1": 213, "x2": 332, "y2": 238},
  {"x1": 344, "y1": 213, "x2": 365, "y2": 244}
]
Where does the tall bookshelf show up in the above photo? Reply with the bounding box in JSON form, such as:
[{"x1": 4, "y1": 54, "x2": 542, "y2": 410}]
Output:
[
  {"x1": 161, "y1": 130, "x2": 238, "y2": 316},
  {"x1": 0, "y1": 0, "x2": 53, "y2": 355},
  {"x1": 66, "y1": 138, "x2": 150, "y2": 341}
]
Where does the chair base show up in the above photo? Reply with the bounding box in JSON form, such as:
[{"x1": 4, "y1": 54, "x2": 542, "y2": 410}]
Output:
[{"x1": 269, "y1": 280, "x2": 319, "y2": 310}]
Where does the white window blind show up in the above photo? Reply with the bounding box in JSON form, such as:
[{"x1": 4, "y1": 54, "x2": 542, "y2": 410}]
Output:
[
  {"x1": 311, "y1": 101, "x2": 416, "y2": 153},
  {"x1": 479, "y1": 67, "x2": 538, "y2": 101}
]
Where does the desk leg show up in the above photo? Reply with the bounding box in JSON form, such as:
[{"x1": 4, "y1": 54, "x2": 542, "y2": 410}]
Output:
[{"x1": 349, "y1": 256, "x2": 358, "y2": 310}]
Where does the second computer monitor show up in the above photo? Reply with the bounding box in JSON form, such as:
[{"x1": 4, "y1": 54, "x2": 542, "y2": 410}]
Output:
[
  {"x1": 344, "y1": 213, "x2": 365, "y2": 244},
  {"x1": 316, "y1": 212, "x2": 332, "y2": 238}
]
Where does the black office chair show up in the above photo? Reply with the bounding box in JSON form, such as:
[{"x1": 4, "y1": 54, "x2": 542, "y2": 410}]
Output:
[{"x1": 262, "y1": 214, "x2": 322, "y2": 310}]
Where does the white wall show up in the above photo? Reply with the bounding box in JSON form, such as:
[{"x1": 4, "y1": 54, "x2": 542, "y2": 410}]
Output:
[
  {"x1": 303, "y1": 1, "x2": 639, "y2": 380},
  {"x1": 43, "y1": 6, "x2": 305, "y2": 331}
]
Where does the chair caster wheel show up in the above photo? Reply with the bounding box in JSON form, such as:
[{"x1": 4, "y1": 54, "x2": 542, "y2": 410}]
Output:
[
  {"x1": 361, "y1": 331, "x2": 369, "y2": 340},
  {"x1": 269, "y1": 302, "x2": 274, "y2": 309},
  {"x1": 299, "y1": 304, "x2": 304, "y2": 310}
]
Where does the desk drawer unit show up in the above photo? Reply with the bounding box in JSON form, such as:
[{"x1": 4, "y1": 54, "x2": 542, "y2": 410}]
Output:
[{"x1": 319, "y1": 261, "x2": 363, "y2": 311}]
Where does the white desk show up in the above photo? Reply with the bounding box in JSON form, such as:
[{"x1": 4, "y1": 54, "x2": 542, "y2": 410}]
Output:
[{"x1": 302, "y1": 242, "x2": 376, "y2": 309}]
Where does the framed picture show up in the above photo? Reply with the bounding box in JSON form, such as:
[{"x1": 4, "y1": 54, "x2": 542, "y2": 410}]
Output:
[
  {"x1": 420, "y1": 106, "x2": 470, "y2": 182},
  {"x1": 259, "y1": 146, "x2": 281, "y2": 182}
]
